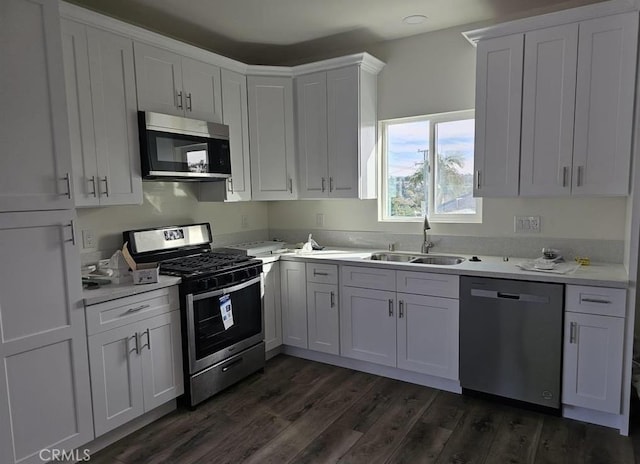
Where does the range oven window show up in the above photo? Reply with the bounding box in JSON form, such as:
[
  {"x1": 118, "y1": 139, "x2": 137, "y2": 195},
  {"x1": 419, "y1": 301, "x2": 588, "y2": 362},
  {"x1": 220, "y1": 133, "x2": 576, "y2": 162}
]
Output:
[
  {"x1": 145, "y1": 130, "x2": 231, "y2": 176},
  {"x1": 191, "y1": 279, "x2": 261, "y2": 360}
]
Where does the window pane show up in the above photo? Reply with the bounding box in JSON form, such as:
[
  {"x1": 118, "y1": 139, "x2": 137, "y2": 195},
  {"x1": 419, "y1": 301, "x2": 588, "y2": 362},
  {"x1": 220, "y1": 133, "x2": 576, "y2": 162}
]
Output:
[
  {"x1": 386, "y1": 121, "x2": 429, "y2": 218},
  {"x1": 434, "y1": 119, "x2": 475, "y2": 215}
]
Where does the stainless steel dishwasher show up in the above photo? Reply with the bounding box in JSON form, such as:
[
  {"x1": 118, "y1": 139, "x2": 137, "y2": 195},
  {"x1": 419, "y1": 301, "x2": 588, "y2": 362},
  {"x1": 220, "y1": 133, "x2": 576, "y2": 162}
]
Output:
[{"x1": 460, "y1": 276, "x2": 564, "y2": 409}]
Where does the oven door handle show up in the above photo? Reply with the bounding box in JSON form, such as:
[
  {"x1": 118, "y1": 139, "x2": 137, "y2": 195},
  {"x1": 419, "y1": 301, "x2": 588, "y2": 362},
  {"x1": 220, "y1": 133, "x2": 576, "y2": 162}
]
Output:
[{"x1": 190, "y1": 275, "x2": 262, "y2": 302}]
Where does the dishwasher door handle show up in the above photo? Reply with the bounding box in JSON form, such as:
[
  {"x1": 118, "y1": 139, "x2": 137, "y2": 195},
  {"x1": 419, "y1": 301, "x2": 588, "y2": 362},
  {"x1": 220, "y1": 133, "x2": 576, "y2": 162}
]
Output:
[
  {"x1": 470, "y1": 288, "x2": 549, "y2": 304},
  {"x1": 497, "y1": 292, "x2": 520, "y2": 300}
]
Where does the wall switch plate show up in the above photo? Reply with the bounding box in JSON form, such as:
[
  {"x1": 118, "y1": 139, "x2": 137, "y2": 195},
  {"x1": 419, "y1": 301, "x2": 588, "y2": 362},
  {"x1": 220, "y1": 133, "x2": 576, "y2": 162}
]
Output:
[
  {"x1": 82, "y1": 229, "x2": 96, "y2": 249},
  {"x1": 316, "y1": 213, "x2": 325, "y2": 227},
  {"x1": 514, "y1": 216, "x2": 541, "y2": 233},
  {"x1": 241, "y1": 215, "x2": 248, "y2": 229}
]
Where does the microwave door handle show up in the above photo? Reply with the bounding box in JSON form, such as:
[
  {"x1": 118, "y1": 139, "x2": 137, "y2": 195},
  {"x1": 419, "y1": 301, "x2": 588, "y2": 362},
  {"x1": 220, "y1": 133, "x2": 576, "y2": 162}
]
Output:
[{"x1": 191, "y1": 275, "x2": 262, "y2": 302}]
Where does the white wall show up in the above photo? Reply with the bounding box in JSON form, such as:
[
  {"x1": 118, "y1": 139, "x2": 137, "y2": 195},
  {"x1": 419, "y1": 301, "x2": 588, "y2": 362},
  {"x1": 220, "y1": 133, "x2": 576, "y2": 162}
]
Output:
[
  {"x1": 76, "y1": 182, "x2": 268, "y2": 253},
  {"x1": 269, "y1": 25, "x2": 628, "y2": 242}
]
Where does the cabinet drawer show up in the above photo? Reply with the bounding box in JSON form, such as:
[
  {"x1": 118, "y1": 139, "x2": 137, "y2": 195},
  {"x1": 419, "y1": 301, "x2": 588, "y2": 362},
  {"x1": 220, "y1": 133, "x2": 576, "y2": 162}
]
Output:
[
  {"x1": 341, "y1": 265, "x2": 395, "y2": 291},
  {"x1": 86, "y1": 286, "x2": 180, "y2": 335},
  {"x1": 306, "y1": 263, "x2": 338, "y2": 284},
  {"x1": 565, "y1": 285, "x2": 625, "y2": 317},
  {"x1": 396, "y1": 271, "x2": 459, "y2": 298}
]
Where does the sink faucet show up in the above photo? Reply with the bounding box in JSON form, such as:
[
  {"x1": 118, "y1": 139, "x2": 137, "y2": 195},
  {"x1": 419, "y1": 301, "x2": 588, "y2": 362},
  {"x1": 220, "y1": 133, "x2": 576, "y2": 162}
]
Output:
[{"x1": 421, "y1": 216, "x2": 434, "y2": 253}]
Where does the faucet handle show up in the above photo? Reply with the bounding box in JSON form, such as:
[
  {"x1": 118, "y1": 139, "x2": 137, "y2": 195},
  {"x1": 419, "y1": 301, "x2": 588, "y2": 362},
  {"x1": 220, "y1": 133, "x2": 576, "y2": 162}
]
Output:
[{"x1": 388, "y1": 243, "x2": 396, "y2": 252}]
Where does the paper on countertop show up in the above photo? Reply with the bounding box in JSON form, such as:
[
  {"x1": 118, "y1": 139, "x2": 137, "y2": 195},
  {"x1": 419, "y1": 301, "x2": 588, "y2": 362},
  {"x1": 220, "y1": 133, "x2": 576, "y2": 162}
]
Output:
[{"x1": 515, "y1": 260, "x2": 581, "y2": 274}]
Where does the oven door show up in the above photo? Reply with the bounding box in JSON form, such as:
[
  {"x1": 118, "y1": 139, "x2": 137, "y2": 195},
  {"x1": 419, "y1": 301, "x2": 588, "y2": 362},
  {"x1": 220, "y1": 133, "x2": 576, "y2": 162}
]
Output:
[{"x1": 185, "y1": 276, "x2": 263, "y2": 374}]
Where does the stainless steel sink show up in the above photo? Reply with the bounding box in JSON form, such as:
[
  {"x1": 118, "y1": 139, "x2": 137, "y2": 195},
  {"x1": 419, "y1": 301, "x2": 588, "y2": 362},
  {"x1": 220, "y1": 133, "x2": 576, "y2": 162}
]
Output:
[{"x1": 369, "y1": 252, "x2": 465, "y2": 265}]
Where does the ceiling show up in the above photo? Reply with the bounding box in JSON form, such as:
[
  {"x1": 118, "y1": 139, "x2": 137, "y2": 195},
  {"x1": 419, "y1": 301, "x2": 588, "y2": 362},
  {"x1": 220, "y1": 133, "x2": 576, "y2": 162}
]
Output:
[{"x1": 68, "y1": 0, "x2": 608, "y2": 65}]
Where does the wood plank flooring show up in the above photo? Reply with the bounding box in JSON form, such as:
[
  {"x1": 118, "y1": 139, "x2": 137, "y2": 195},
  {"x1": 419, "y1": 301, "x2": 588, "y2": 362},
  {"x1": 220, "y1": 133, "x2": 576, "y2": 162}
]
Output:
[{"x1": 91, "y1": 355, "x2": 640, "y2": 464}]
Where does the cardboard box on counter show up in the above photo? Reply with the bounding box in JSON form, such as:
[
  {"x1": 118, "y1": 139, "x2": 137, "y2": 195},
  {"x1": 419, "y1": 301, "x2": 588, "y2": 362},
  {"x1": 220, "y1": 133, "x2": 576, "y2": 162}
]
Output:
[{"x1": 132, "y1": 262, "x2": 159, "y2": 285}]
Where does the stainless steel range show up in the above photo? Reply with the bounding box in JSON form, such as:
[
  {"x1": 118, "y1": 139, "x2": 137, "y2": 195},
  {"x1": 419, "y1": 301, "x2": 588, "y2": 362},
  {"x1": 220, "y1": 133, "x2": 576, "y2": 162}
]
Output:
[{"x1": 123, "y1": 223, "x2": 265, "y2": 407}]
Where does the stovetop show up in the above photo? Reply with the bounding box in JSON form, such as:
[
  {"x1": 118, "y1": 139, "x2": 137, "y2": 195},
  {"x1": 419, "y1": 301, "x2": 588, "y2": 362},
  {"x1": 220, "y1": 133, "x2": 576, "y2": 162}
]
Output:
[{"x1": 159, "y1": 252, "x2": 255, "y2": 278}]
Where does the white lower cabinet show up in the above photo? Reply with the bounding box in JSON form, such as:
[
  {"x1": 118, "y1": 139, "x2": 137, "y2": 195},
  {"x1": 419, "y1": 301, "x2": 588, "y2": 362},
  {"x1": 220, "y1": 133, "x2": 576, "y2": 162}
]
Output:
[
  {"x1": 307, "y1": 282, "x2": 339, "y2": 355},
  {"x1": 340, "y1": 286, "x2": 397, "y2": 366},
  {"x1": 397, "y1": 293, "x2": 459, "y2": 380},
  {"x1": 281, "y1": 261, "x2": 307, "y2": 348},
  {"x1": 340, "y1": 266, "x2": 459, "y2": 379},
  {"x1": 87, "y1": 295, "x2": 183, "y2": 437},
  {"x1": 563, "y1": 311, "x2": 624, "y2": 414},
  {"x1": 263, "y1": 262, "x2": 283, "y2": 351}
]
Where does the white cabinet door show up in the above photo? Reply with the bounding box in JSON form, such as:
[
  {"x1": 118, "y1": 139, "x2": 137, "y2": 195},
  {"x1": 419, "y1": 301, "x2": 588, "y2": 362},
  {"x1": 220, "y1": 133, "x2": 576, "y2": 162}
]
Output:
[
  {"x1": 181, "y1": 56, "x2": 223, "y2": 123},
  {"x1": 140, "y1": 311, "x2": 184, "y2": 411},
  {"x1": 296, "y1": 72, "x2": 329, "y2": 198},
  {"x1": 397, "y1": 293, "x2": 459, "y2": 379},
  {"x1": 0, "y1": 0, "x2": 74, "y2": 212},
  {"x1": 572, "y1": 13, "x2": 638, "y2": 196},
  {"x1": 563, "y1": 312, "x2": 624, "y2": 414},
  {"x1": 263, "y1": 262, "x2": 283, "y2": 352},
  {"x1": 474, "y1": 34, "x2": 523, "y2": 197},
  {"x1": 307, "y1": 283, "x2": 339, "y2": 355},
  {"x1": 340, "y1": 286, "x2": 396, "y2": 367},
  {"x1": 280, "y1": 261, "x2": 307, "y2": 348},
  {"x1": 327, "y1": 65, "x2": 360, "y2": 198},
  {"x1": 88, "y1": 322, "x2": 144, "y2": 437},
  {"x1": 134, "y1": 42, "x2": 183, "y2": 116},
  {"x1": 221, "y1": 68, "x2": 251, "y2": 201},
  {"x1": 88, "y1": 27, "x2": 142, "y2": 206},
  {"x1": 520, "y1": 24, "x2": 578, "y2": 197},
  {"x1": 248, "y1": 76, "x2": 297, "y2": 200},
  {"x1": 61, "y1": 19, "x2": 100, "y2": 207},
  {"x1": 0, "y1": 211, "x2": 93, "y2": 464}
]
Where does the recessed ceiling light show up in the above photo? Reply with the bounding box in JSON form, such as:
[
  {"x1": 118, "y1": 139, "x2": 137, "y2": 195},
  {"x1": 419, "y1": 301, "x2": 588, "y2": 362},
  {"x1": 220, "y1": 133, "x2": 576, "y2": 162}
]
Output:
[{"x1": 403, "y1": 15, "x2": 428, "y2": 25}]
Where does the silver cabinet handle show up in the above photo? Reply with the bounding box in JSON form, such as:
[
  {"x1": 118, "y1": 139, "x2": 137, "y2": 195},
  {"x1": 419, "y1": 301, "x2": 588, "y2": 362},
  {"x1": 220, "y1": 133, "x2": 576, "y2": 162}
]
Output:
[
  {"x1": 133, "y1": 333, "x2": 140, "y2": 354},
  {"x1": 61, "y1": 172, "x2": 72, "y2": 199},
  {"x1": 580, "y1": 297, "x2": 611, "y2": 304},
  {"x1": 101, "y1": 176, "x2": 109, "y2": 197},
  {"x1": 388, "y1": 299, "x2": 393, "y2": 317},
  {"x1": 476, "y1": 170, "x2": 481, "y2": 189},
  {"x1": 126, "y1": 304, "x2": 150, "y2": 313},
  {"x1": 399, "y1": 300, "x2": 404, "y2": 318},
  {"x1": 329, "y1": 177, "x2": 334, "y2": 192},
  {"x1": 177, "y1": 90, "x2": 183, "y2": 109},
  {"x1": 321, "y1": 177, "x2": 326, "y2": 192},
  {"x1": 186, "y1": 92, "x2": 192, "y2": 111},
  {"x1": 89, "y1": 175, "x2": 97, "y2": 197},
  {"x1": 313, "y1": 270, "x2": 329, "y2": 276},
  {"x1": 576, "y1": 165, "x2": 584, "y2": 187},
  {"x1": 330, "y1": 291, "x2": 335, "y2": 308},
  {"x1": 569, "y1": 322, "x2": 577, "y2": 344},
  {"x1": 228, "y1": 177, "x2": 234, "y2": 193},
  {"x1": 66, "y1": 220, "x2": 76, "y2": 245},
  {"x1": 561, "y1": 167, "x2": 568, "y2": 187},
  {"x1": 141, "y1": 328, "x2": 151, "y2": 351},
  {"x1": 289, "y1": 178, "x2": 293, "y2": 193}
]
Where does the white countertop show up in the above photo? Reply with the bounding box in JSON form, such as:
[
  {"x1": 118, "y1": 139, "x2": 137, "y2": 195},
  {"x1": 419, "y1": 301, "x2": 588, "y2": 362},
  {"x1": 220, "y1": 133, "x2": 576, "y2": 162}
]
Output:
[
  {"x1": 257, "y1": 247, "x2": 628, "y2": 288},
  {"x1": 83, "y1": 275, "x2": 182, "y2": 306}
]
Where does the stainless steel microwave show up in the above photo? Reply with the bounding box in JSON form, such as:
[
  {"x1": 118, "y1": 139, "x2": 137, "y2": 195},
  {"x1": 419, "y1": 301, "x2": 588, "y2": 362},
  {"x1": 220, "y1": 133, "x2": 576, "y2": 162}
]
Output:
[{"x1": 138, "y1": 111, "x2": 231, "y2": 181}]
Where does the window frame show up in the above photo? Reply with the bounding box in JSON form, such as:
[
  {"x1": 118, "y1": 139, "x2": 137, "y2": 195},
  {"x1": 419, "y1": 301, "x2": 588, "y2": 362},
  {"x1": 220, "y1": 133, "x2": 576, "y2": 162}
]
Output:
[{"x1": 378, "y1": 109, "x2": 482, "y2": 224}]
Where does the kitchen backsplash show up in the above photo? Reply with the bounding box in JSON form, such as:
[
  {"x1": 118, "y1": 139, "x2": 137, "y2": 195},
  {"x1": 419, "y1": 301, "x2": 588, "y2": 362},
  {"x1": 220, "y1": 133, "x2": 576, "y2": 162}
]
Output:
[{"x1": 270, "y1": 228, "x2": 624, "y2": 263}]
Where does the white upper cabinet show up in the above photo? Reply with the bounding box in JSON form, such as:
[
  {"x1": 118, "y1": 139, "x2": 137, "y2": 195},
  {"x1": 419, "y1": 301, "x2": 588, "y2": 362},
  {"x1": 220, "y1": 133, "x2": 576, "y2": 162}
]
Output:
[
  {"x1": 572, "y1": 13, "x2": 638, "y2": 196},
  {"x1": 134, "y1": 42, "x2": 223, "y2": 123},
  {"x1": 520, "y1": 24, "x2": 578, "y2": 197},
  {"x1": 62, "y1": 21, "x2": 142, "y2": 207},
  {"x1": 474, "y1": 34, "x2": 524, "y2": 197},
  {"x1": 296, "y1": 61, "x2": 382, "y2": 199},
  {"x1": 472, "y1": 10, "x2": 638, "y2": 198},
  {"x1": 0, "y1": 0, "x2": 74, "y2": 212},
  {"x1": 248, "y1": 75, "x2": 297, "y2": 200}
]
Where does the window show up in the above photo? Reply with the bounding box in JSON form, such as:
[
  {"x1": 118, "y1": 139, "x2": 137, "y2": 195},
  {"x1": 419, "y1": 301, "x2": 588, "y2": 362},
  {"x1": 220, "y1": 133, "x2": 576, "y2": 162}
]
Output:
[{"x1": 379, "y1": 110, "x2": 482, "y2": 223}]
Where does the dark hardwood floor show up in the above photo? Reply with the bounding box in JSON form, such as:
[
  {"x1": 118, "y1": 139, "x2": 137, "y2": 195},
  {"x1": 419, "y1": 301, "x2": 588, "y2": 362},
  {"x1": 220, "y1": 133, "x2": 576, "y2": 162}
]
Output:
[{"x1": 91, "y1": 355, "x2": 640, "y2": 464}]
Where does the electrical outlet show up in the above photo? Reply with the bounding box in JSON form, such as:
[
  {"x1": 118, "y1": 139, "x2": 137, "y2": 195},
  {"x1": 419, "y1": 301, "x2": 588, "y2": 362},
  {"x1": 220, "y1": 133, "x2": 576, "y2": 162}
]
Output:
[
  {"x1": 82, "y1": 229, "x2": 96, "y2": 249},
  {"x1": 241, "y1": 215, "x2": 248, "y2": 229},
  {"x1": 316, "y1": 213, "x2": 325, "y2": 227},
  {"x1": 514, "y1": 216, "x2": 541, "y2": 233}
]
